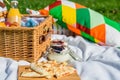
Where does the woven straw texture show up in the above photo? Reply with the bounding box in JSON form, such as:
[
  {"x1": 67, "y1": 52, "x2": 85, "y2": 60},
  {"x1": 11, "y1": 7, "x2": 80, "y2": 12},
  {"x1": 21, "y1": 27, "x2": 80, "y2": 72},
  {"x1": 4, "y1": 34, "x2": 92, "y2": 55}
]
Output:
[{"x1": 0, "y1": 15, "x2": 52, "y2": 62}]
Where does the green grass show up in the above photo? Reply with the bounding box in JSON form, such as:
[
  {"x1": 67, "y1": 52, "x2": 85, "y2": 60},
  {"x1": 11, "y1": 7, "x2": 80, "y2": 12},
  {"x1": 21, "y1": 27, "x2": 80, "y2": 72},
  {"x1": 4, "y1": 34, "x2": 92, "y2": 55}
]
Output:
[
  {"x1": 4, "y1": 0, "x2": 56, "y2": 13},
  {"x1": 4, "y1": 0, "x2": 120, "y2": 22}
]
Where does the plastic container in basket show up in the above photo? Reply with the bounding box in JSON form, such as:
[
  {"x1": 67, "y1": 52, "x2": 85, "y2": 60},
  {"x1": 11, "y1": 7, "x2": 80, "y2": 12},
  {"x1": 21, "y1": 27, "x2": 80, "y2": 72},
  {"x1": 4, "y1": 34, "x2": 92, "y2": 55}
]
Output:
[{"x1": 0, "y1": 15, "x2": 52, "y2": 62}]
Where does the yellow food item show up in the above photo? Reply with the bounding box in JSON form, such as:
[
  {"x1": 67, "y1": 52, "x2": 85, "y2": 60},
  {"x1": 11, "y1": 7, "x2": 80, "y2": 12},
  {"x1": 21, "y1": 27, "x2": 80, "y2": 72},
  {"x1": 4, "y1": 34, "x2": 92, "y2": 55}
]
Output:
[
  {"x1": 7, "y1": 0, "x2": 21, "y2": 27},
  {"x1": 0, "y1": 22, "x2": 6, "y2": 27},
  {"x1": 7, "y1": 8, "x2": 21, "y2": 27}
]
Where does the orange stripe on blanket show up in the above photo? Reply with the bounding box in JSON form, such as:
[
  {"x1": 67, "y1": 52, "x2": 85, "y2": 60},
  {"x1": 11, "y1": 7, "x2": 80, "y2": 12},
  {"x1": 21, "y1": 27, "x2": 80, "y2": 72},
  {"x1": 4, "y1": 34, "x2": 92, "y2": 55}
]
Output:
[
  {"x1": 67, "y1": 24, "x2": 81, "y2": 35},
  {"x1": 75, "y1": 3, "x2": 86, "y2": 9},
  {"x1": 90, "y1": 24, "x2": 106, "y2": 43},
  {"x1": 39, "y1": 9, "x2": 49, "y2": 16}
]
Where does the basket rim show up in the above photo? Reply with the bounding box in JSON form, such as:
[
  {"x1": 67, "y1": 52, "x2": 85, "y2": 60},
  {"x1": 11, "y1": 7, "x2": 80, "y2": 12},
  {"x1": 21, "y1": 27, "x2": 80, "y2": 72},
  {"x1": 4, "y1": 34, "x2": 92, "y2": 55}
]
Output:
[
  {"x1": 22, "y1": 14, "x2": 48, "y2": 18},
  {"x1": 0, "y1": 15, "x2": 52, "y2": 30}
]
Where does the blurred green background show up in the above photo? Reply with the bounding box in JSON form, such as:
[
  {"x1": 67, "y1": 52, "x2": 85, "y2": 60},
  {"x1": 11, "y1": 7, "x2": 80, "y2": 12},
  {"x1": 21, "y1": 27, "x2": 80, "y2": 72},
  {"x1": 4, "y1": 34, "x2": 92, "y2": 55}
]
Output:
[{"x1": 4, "y1": 0, "x2": 120, "y2": 22}]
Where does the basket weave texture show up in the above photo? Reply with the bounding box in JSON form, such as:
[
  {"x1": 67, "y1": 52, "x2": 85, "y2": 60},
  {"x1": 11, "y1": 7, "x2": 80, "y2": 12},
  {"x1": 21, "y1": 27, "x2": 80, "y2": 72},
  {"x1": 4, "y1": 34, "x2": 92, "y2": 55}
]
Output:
[{"x1": 0, "y1": 15, "x2": 52, "y2": 62}]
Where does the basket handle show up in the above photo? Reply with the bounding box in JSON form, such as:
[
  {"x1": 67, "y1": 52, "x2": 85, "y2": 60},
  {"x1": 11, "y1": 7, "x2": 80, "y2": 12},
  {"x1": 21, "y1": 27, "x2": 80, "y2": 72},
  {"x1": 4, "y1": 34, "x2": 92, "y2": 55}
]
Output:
[
  {"x1": 39, "y1": 33, "x2": 51, "y2": 44},
  {"x1": 43, "y1": 24, "x2": 50, "y2": 34},
  {"x1": 39, "y1": 35, "x2": 45, "y2": 44}
]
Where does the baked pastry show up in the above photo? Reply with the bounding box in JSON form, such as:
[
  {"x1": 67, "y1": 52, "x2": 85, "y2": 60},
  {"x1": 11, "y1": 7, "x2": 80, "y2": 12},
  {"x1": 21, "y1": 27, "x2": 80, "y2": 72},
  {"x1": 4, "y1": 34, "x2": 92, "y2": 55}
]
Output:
[
  {"x1": 0, "y1": 0, "x2": 7, "y2": 22},
  {"x1": 21, "y1": 71, "x2": 46, "y2": 78},
  {"x1": 21, "y1": 60, "x2": 76, "y2": 79},
  {"x1": 30, "y1": 62, "x2": 52, "y2": 78}
]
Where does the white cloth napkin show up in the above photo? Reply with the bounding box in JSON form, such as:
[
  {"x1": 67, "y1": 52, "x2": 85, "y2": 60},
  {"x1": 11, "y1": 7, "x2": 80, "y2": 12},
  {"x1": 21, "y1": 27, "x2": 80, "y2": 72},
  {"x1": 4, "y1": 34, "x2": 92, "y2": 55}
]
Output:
[
  {"x1": 1, "y1": 34, "x2": 120, "y2": 80},
  {"x1": 52, "y1": 34, "x2": 120, "y2": 80},
  {"x1": 0, "y1": 57, "x2": 18, "y2": 80}
]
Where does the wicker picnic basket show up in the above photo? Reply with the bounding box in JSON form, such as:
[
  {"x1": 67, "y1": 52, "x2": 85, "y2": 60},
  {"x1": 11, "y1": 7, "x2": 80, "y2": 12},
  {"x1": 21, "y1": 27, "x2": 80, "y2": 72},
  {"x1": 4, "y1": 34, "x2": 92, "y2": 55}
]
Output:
[{"x1": 0, "y1": 15, "x2": 52, "y2": 62}]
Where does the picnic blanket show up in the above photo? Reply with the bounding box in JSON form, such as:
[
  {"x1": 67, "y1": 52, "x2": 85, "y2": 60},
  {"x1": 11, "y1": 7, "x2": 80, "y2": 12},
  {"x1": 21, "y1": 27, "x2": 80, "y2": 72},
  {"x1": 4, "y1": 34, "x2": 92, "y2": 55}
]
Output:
[
  {"x1": 1, "y1": 34, "x2": 120, "y2": 80},
  {"x1": 0, "y1": 57, "x2": 18, "y2": 80},
  {"x1": 52, "y1": 34, "x2": 120, "y2": 80}
]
